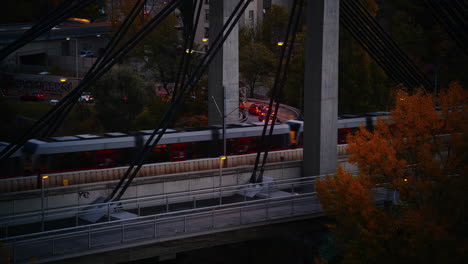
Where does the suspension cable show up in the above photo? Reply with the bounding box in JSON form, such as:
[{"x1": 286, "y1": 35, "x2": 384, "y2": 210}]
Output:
[
  {"x1": 0, "y1": 0, "x2": 179, "y2": 162},
  {"x1": 249, "y1": 0, "x2": 300, "y2": 184},
  {"x1": 110, "y1": 0, "x2": 252, "y2": 202},
  {"x1": 257, "y1": 0, "x2": 305, "y2": 183}
]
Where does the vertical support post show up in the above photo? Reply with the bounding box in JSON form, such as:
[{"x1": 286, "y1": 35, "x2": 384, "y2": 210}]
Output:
[
  {"x1": 121, "y1": 224, "x2": 125, "y2": 243},
  {"x1": 154, "y1": 216, "x2": 157, "y2": 238},
  {"x1": 52, "y1": 238, "x2": 55, "y2": 256},
  {"x1": 208, "y1": 0, "x2": 239, "y2": 125},
  {"x1": 211, "y1": 208, "x2": 215, "y2": 228},
  {"x1": 88, "y1": 226, "x2": 91, "y2": 248},
  {"x1": 291, "y1": 199, "x2": 295, "y2": 216},
  {"x1": 166, "y1": 197, "x2": 169, "y2": 212},
  {"x1": 303, "y1": 0, "x2": 340, "y2": 176},
  {"x1": 75, "y1": 39, "x2": 78, "y2": 79}
]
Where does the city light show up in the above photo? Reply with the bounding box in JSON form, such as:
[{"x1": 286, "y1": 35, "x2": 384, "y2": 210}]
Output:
[
  {"x1": 277, "y1": 42, "x2": 284, "y2": 46},
  {"x1": 202, "y1": 38, "x2": 209, "y2": 42}
]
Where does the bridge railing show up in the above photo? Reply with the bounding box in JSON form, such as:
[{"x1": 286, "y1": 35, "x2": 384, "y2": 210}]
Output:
[
  {"x1": 0, "y1": 176, "x2": 320, "y2": 238},
  {"x1": 1, "y1": 192, "x2": 323, "y2": 263}
]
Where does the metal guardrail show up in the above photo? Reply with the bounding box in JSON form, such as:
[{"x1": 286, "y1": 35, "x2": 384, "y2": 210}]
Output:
[
  {"x1": 0, "y1": 176, "x2": 320, "y2": 238},
  {"x1": 1, "y1": 192, "x2": 322, "y2": 263}
]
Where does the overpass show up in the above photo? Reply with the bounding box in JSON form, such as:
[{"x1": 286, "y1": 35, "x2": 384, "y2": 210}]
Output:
[
  {"x1": 0, "y1": 147, "x2": 371, "y2": 263},
  {"x1": 0, "y1": 165, "x2": 383, "y2": 264}
]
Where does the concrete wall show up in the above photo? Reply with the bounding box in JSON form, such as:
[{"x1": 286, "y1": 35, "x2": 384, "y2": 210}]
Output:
[
  {"x1": 0, "y1": 149, "x2": 309, "y2": 193},
  {"x1": 0, "y1": 147, "x2": 350, "y2": 195},
  {"x1": 0, "y1": 160, "x2": 302, "y2": 216}
]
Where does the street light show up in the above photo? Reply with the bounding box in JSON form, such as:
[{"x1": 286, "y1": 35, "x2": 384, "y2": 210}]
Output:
[
  {"x1": 185, "y1": 49, "x2": 206, "y2": 54},
  {"x1": 41, "y1": 175, "x2": 49, "y2": 231},
  {"x1": 66, "y1": 37, "x2": 78, "y2": 78}
]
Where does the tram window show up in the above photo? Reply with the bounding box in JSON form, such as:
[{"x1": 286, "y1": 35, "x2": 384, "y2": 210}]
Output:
[
  {"x1": 227, "y1": 138, "x2": 237, "y2": 155},
  {"x1": 147, "y1": 145, "x2": 170, "y2": 163}
]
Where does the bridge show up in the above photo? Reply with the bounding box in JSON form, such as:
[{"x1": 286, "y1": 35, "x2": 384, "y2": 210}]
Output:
[
  {"x1": 0, "y1": 150, "x2": 384, "y2": 263},
  {"x1": 0, "y1": 146, "x2": 371, "y2": 263},
  {"x1": 0, "y1": 0, "x2": 452, "y2": 262}
]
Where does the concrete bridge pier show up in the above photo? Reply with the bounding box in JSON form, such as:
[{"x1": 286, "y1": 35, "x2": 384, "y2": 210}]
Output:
[
  {"x1": 303, "y1": 0, "x2": 340, "y2": 176},
  {"x1": 208, "y1": 0, "x2": 240, "y2": 125}
]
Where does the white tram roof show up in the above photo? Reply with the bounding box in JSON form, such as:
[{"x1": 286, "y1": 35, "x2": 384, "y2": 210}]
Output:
[
  {"x1": 24, "y1": 136, "x2": 136, "y2": 155},
  {"x1": 25, "y1": 123, "x2": 291, "y2": 155}
]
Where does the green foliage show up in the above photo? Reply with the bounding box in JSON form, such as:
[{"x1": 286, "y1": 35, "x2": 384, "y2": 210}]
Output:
[
  {"x1": 339, "y1": 30, "x2": 391, "y2": 114},
  {"x1": 283, "y1": 31, "x2": 305, "y2": 110},
  {"x1": 57, "y1": 103, "x2": 103, "y2": 136},
  {"x1": 90, "y1": 66, "x2": 151, "y2": 132},
  {"x1": 134, "y1": 99, "x2": 169, "y2": 130},
  {"x1": 239, "y1": 41, "x2": 275, "y2": 98},
  {"x1": 385, "y1": 0, "x2": 468, "y2": 91},
  {"x1": 0, "y1": 100, "x2": 52, "y2": 141},
  {"x1": 260, "y1": 5, "x2": 289, "y2": 48}
]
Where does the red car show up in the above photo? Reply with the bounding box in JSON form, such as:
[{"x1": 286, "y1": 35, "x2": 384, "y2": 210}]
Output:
[
  {"x1": 248, "y1": 103, "x2": 265, "y2": 115},
  {"x1": 20, "y1": 91, "x2": 46, "y2": 101}
]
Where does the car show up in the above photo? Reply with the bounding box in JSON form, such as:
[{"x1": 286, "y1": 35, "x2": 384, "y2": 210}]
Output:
[
  {"x1": 80, "y1": 92, "x2": 94, "y2": 103},
  {"x1": 80, "y1": 50, "x2": 95, "y2": 58},
  {"x1": 258, "y1": 106, "x2": 276, "y2": 122},
  {"x1": 248, "y1": 103, "x2": 265, "y2": 115},
  {"x1": 20, "y1": 91, "x2": 46, "y2": 101}
]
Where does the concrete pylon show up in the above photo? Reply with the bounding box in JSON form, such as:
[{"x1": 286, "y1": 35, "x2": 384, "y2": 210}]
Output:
[
  {"x1": 303, "y1": 0, "x2": 340, "y2": 176},
  {"x1": 208, "y1": 0, "x2": 239, "y2": 125}
]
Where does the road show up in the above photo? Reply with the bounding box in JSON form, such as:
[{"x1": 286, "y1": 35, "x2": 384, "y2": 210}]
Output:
[{"x1": 245, "y1": 100, "x2": 299, "y2": 123}]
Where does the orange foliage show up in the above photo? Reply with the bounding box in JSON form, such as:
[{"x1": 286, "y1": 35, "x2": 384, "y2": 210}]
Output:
[{"x1": 316, "y1": 83, "x2": 468, "y2": 263}]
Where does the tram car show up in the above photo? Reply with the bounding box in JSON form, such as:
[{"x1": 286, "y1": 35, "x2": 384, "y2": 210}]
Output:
[
  {"x1": 0, "y1": 113, "x2": 390, "y2": 178},
  {"x1": 0, "y1": 123, "x2": 291, "y2": 177}
]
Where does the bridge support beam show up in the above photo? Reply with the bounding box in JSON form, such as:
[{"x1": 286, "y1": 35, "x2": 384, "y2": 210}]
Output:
[
  {"x1": 208, "y1": 0, "x2": 240, "y2": 125},
  {"x1": 303, "y1": 0, "x2": 340, "y2": 176}
]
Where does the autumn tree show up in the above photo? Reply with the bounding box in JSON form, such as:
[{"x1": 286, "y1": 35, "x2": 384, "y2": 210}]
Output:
[{"x1": 316, "y1": 83, "x2": 468, "y2": 263}]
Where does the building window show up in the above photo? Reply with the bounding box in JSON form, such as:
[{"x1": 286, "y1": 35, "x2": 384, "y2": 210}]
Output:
[
  {"x1": 204, "y1": 27, "x2": 209, "y2": 38},
  {"x1": 205, "y1": 9, "x2": 209, "y2": 22},
  {"x1": 204, "y1": 0, "x2": 209, "y2": 4},
  {"x1": 249, "y1": 10, "x2": 254, "y2": 20}
]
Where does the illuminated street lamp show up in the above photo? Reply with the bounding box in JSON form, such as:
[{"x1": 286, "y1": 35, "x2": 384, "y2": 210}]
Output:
[
  {"x1": 66, "y1": 37, "x2": 78, "y2": 78},
  {"x1": 277, "y1": 41, "x2": 284, "y2": 46},
  {"x1": 202, "y1": 37, "x2": 209, "y2": 42}
]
